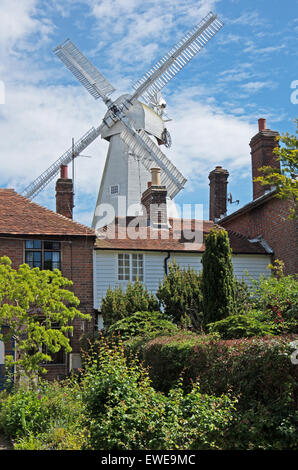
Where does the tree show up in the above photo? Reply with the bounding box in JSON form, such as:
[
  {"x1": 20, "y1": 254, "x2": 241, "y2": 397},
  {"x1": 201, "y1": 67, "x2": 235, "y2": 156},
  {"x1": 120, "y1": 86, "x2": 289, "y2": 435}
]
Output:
[
  {"x1": 201, "y1": 229, "x2": 236, "y2": 325},
  {"x1": 254, "y1": 120, "x2": 298, "y2": 220},
  {"x1": 156, "y1": 260, "x2": 203, "y2": 330},
  {"x1": 0, "y1": 256, "x2": 90, "y2": 386}
]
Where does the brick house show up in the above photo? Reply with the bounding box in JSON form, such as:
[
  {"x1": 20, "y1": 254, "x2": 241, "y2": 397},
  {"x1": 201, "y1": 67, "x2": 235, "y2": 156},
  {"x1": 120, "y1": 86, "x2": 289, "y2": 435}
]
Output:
[
  {"x1": 208, "y1": 119, "x2": 297, "y2": 275},
  {"x1": 0, "y1": 170, "x2": 96, "y2": 384}
]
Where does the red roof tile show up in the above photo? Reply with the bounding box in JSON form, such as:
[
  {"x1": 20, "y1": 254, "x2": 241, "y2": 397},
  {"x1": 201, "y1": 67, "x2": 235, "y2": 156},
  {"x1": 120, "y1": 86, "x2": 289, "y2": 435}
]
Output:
[
  {"x1": 95, "y1": 216, "x2": 267, "y2": 254},
  {"x1": 0, "y1": 189, "x2": 95, "y2": 237}
]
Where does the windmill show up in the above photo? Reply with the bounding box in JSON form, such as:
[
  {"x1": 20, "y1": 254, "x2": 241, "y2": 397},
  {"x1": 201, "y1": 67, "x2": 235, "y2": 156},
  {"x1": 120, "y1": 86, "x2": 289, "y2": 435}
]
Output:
[{"x1": 21, "y1": 11, "x2": 224, "y2": 228}]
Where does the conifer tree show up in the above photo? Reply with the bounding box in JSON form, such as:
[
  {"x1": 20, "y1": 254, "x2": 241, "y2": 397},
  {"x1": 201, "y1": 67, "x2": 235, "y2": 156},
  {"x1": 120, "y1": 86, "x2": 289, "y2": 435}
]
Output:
[
  {"x1": 201, "y1": 229, "x2": 236, "y2": 325},
  {"x1": 156, "y1": 260, "x2": 203, "y2": 329}
]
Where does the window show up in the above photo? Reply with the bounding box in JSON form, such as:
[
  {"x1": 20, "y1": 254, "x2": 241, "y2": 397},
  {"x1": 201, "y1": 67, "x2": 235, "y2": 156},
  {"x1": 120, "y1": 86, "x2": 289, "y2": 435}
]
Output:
[
  {"x1": 42, "y1": 345, "x2": 65, "y2": 364},
  {"x1": 110, "y1": 184, "x2": 119, "y2": 195},
  {"x1": 25, "y1": 240, "x2": 61, "y2": 271},
  {"x1": 118, "y1": 253, "x2": 144, "y2": 282}
]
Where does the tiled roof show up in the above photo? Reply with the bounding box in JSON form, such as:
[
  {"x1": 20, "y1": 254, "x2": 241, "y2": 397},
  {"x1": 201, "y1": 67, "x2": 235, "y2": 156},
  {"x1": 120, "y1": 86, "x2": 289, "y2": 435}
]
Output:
[
  {"x1": 95, "y1": 217, "x2": 268, "y2": 254},
  {"x1": 0, "y1": 189, "x2": 95, "y2": 237}
]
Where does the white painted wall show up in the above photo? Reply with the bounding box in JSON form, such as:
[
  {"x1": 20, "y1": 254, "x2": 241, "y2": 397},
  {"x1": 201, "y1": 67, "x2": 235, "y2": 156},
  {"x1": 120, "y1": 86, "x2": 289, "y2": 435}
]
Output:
[{"x1": 93, "y1": 250, "x2": 271, "y2": 310}]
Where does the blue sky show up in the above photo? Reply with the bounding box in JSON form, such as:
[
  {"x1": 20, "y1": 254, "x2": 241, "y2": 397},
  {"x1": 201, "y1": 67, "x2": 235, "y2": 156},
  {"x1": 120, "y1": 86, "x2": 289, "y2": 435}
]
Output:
[{"x1": 0, "y1": 0, "x2": 297, "y2": 226}]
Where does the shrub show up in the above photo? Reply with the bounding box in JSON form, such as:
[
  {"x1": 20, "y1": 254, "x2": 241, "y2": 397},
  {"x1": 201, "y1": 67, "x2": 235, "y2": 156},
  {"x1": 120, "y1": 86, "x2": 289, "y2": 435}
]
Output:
[
  {"x1": 142, "y1": 333, "x2": 298, "y2": 449},
  {"x1": 0, "y1": 388, "x2": 51, "y2": 438},
  {"x1": 0, "y1": 378, "x2": 87, "y2": 447},
  {"x1": 106, "y1": 310, "x2": 179, "y2": 342},
  {"x1": 143, "y1": 333, "x2": 298, "y2": 404},
  {"x1": 81, "y1": 337, "x2": 236, "y2": 450},
  {"x1": 101, "y1": 280, "x2": 159, "y2": 329},
  {"x1": 201, "y1": 229, "x2": 236, "y2": 325},
  {"x1": 249, "y1": 270, "x2": 298, "y2": 334},
  {"x1": 156, "y1": 261, "x2": 203, "y2": 330},
  {"x1": 207, "y1": 311, "x2": 275, "y2": 339}
]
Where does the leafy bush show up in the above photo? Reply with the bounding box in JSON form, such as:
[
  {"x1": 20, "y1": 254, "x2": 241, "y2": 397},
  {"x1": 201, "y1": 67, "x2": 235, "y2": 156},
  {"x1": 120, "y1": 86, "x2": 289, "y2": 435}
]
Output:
[
  {"x1": 106, "y1": 310, "x2": 179, "y2": 341},
  {"x1": 249, "y1": 271, "x2": 298, "y2": 333},
  {"x1": 101, "y1": 280, "x2": 159, "y2": 329},
  {"x1": 207, "y1": 311, "x2": 275, "y2": 339},
  {"x1": 142, "y1": 333, "x2": 298, "y2": 449},
  {"x1": 14, "y1": 427, "x2": 89, "y2": 450},
  {"x1": 81, "y1": 337, "x2": 236, "y2": 450},
  {"x1": 143, "y1": 333, "x2": 298, "y2": 404},
  {"x1": 0, "y1": 388, "x2": 51, "y2": 438},
  {"x1": 156, "y1": 261, "x2": 203, "y2": 330},
  {"x1": 0, "y1": 378, "x2": 88, "y2": 449}
]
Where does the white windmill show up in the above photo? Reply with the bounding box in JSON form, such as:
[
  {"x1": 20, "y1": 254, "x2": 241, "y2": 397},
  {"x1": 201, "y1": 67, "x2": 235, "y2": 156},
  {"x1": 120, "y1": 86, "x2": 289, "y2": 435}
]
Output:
[{"x1": 21, "y1": 11, "x2": 224, "y2": 228}]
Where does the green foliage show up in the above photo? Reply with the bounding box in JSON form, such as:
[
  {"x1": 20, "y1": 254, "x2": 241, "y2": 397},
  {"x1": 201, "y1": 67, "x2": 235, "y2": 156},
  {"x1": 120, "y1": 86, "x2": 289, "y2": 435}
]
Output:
[
  {"x1": 201, "y1": 229, "x2": 236, "y2": 324},
  {"x1": 254, "y1": 120, "x2": 298, "y2": 219},
  {"x1": 0, "y1": 378, "x2": 88, "y2": 449},
  {"x1": 249, "y1": 267, "x2": 298, "y2": 334},
  {"x1": 101, "y1": 279, "x2": 159, "y2": 329},
  {"x1": 106, "y1": 310, "x2": 179, "y2": 342},
  {"x1": 156, "y1": 261, "x2": 203, "y2": 330},
  {"x1": 142, "y1": 333, "x2": 220, "y2": 393},
  {"x1": 143, "y1": 333, "x2": 298, "y2": 407},
  {"x1": 81, "y1": 337, "x2": 236, "y2": 450},
  {"x1": 207, "y1": 311, "x2": 275, "y2": 339},
  {"x1": 0, "y1": 256, "x2": 90, "y2": 384}
]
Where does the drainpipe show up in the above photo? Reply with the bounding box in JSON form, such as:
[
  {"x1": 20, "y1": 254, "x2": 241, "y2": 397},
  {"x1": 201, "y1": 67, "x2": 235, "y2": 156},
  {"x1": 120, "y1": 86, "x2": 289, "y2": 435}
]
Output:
[{"x1": 164, "y1": 251, "x2": 171, "y2": 275}]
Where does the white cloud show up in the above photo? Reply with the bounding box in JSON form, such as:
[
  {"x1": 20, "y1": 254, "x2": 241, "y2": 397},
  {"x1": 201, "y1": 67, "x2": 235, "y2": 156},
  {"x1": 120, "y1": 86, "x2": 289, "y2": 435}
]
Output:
[
  {"x1": 0, "y1": 0, "x2": 53, "y2": 51},
  {"x1": 240, "y1": 80, "x2": 277, "y2": 93}
]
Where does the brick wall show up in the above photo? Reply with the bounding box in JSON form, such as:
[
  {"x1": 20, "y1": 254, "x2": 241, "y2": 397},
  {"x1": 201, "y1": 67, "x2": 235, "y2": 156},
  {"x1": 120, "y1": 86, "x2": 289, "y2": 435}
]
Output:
[{"x1": 221, "y1": 197, "x2": 298, "y2": 275}]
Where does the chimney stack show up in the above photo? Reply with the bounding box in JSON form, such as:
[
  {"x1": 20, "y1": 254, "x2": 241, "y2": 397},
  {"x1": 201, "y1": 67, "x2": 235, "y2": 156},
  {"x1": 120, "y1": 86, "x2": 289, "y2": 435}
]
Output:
[
  {"x1": 209, "y1": 166, "x2": 229, "y2": 221},
  {"x1": 141, "y1": 168, "x2": 168, "y2": 228},
  {"x1": 55, "y1": 165, "x2": 74, "y2": 219},
  {"x1": 250, "y1": 118, "x2": 280, "y2": 200}
]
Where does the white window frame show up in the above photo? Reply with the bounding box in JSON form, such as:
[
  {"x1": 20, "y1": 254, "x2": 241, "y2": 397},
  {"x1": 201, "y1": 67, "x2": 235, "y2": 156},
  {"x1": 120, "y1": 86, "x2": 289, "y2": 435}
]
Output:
[{"x1": 117, "y1": 252, "x2": 144, "y2": 282}]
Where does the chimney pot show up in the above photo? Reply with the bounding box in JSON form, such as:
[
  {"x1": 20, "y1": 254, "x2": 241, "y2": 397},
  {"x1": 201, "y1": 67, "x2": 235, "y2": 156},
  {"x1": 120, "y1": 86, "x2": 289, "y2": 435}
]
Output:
[
  {"x1": 151, "y1": 167, "x2": 161, "y2": 186},
  {"x1": 258, "y1": 118, "x2": 266, "y2": 132},
  {"x1": 60, "y1": 165, "x2": 68, "y2": 179}
]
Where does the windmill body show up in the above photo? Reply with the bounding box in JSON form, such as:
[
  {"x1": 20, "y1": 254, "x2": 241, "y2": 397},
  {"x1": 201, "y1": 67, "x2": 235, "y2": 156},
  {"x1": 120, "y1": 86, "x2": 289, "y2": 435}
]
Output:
[{"x1": 93, "y1": 94, "x2": 169, "y2": 223}]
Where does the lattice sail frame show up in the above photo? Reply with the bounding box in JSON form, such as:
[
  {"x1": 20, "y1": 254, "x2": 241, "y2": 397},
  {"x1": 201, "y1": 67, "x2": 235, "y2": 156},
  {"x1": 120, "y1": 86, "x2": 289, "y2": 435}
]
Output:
[
  {"x1": 53, "y1": 39, "x2": 115, "y2": 103},
  {"x1": 131, "y1": 11, "x2": 224, "y2": 105}
]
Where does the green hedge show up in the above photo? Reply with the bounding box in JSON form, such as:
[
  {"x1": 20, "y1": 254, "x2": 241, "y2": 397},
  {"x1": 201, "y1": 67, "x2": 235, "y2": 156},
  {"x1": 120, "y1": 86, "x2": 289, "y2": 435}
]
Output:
[
  {"x1": 143, "y1": 333, "x2": 298, "y2": 406},
  {"x1": 142, "y1": 333, "x2": 298, "y2": 449}
]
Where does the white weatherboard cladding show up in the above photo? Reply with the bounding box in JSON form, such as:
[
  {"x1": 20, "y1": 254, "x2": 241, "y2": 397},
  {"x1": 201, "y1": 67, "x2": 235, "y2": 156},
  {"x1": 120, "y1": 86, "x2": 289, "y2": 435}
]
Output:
[
  {"x1": 232, "y1": 254, "x2": 271, "y2": 283},
  {"x1": 93, "y1": 250, "x2": 271, "y2": 309}
]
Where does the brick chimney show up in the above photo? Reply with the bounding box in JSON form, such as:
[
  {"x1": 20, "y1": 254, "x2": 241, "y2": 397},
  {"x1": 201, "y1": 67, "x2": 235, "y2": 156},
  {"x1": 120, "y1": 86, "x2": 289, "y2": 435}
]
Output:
[
  {"x1": 55, "y1": 165, "x2": 74, "y2": 219},
  {"x1": 141, "y1": 168, "x2": 168, "y2": 227},
  {"x1": 250, "y1": 118, "x2": 280, "y2": 200},
  {"x1": 209, "y1": 166, "x2": 229, "y2": 221}
]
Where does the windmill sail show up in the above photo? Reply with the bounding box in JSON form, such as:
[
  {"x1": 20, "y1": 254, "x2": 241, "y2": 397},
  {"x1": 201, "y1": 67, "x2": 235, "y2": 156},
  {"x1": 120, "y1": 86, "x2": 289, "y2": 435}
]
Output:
[
  {"x1": 22, "y1": 125, "x2": 104, "y2": 199},
  {"x1": 120, "y1": 127, "x2": 187, "y2": 199},
  {"x1": 53, "y1": 39, "x2": 115, "y2": 103},
  {"x1": 131, "y1": 11, "x2": 223, "y2": 106}
]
